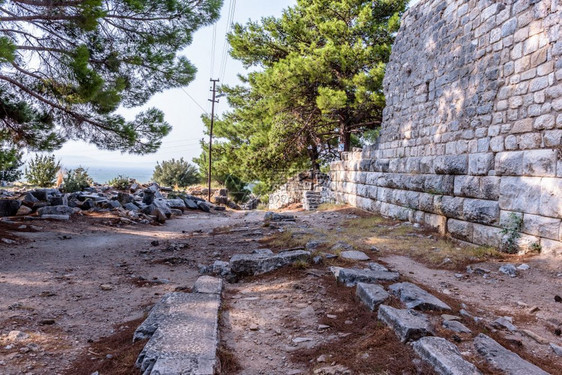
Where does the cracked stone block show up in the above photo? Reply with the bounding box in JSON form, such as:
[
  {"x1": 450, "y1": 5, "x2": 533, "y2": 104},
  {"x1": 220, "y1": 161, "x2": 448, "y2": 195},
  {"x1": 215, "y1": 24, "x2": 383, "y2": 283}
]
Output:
[
  {"x1": 330, "y1": 267, "x2": 400, "y2": 287},
  {"x1": 192, "y1": 276, "x2": 222, "y2": 295},
  {"x1": 230, "y1": 250, "x2": 310, "y2": 276},
  {"x1": 389, "y1": 282, "x2": 451, "y2": 311},
  {"x1": 413, "y1": 337, "x2": 481, "y2": 375},
  {"x1": 135, "y1": 292, "x2": 220, "y2": 375},
  {"x1": 378, "y1": 305, "x2": 433, "y2": 342},
  {"x1": 474, "y1": 334, "x2": 549, "y2": 375},
  {"x1": 356, "y1": 282, "x2": 389, "y2": 311}
]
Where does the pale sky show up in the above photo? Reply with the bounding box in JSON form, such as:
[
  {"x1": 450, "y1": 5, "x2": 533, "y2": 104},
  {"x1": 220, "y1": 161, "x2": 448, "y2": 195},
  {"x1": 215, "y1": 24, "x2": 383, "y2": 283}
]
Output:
[
  {"x1": 47, "y1": 0, "x2": 296, "y2": 169},
  {"x1": 46, "y1": 0, "x2": 420, "y2": 170}
]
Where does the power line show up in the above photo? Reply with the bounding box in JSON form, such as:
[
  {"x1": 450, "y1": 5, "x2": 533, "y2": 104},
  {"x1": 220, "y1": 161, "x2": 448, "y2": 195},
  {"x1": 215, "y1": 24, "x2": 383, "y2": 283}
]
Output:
[
  {"x1": 210, "y1": 23, "x2": 218, "y2": 78},
  {"x1": 218, "y1": 0, "x2": 237, "y2": 82},
  {"x1": 179, "y1": 87, "x2": 209, "y2": 115}
]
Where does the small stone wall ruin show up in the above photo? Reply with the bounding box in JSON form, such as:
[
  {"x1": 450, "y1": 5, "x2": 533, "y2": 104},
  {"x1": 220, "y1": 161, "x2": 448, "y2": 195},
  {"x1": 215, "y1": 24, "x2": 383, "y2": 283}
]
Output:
[{"x1": 329, "y1": 0, "x2": 562, "y2": 254}]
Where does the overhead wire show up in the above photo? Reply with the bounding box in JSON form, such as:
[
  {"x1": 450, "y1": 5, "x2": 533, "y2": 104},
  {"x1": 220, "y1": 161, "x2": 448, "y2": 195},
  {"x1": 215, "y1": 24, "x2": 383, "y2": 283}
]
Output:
[
  {"x1": 218, "y1": 0, "x2": 237, "y2": 83},
  {"x1": 179, "y1": 87, "x2": 209, "y2": 115}
]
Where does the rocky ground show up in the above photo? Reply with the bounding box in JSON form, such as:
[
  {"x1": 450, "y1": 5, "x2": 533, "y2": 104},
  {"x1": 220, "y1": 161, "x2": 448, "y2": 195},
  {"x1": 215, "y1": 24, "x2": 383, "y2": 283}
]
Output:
[{"x1": 0, "y1": 205, "x2": 561, "y2": 374}]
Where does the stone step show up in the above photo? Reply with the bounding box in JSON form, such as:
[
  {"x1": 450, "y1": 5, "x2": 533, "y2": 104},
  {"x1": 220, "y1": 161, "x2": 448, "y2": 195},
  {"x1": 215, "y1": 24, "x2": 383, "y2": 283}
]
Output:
[
  {"x1": 134, "y1": 277, "x2": 222, "y2": 375},
  {"x1": 413, "y1": 337, "x2": 481, "y2": 375},
  {"x1": 356, "y1": 282, "x2": 389, "y2": 311},
  {"x1": 331, "y1": 266, "x2": 400, "y2": 286},
  {"x1": 377, "y1": 304, "x2": 433, "y2": 342},
  {"x1": 474, "y1": 333, "x2": 550, "y2": 375},
  {"x1": 389, "y1": 282, "x2": 451, "y2": 311}
]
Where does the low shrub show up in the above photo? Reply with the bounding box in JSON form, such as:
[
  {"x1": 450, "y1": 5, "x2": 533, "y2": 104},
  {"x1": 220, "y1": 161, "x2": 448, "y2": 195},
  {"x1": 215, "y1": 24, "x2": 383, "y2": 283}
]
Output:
[{"x1": 25, "y1": 154, "x2": 61, "y2": 187}]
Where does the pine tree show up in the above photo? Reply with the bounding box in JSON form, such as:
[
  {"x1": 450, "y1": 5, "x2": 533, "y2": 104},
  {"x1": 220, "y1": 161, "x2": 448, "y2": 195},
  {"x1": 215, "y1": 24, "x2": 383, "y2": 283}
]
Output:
[{"x1": 0, "y1": 0, "x2": 223, "y2": 153}]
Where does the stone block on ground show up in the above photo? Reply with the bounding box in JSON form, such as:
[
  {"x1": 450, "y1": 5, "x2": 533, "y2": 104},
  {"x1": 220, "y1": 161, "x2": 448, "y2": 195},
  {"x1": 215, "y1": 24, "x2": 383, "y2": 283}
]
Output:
[
  {"x1": 377, "y1": 305, "x2": 433, "y2": 342},
  {"x1": 474, "y1": 333, "x2": 549, "y2": 375},
  {"x1": 230, "y1": 250, "x2": 310, "y2": 276},
  {"x1": 0, "y1": 199, "x2": 22, "y2": 217},
  {"x1": 340, "y1": 250, "x2": 370, "y2": 261},
  {"x1": 389, "y1": 282, "x2": 451, "y2": 311},
  {"x1": 264, "y1": 211, "x2": 296, "y2": 221},
  {"x1": 192, "y1": 276, "x2": 222, "y2": 295},
  {"x1": 330, "y1": 267, "x2": 400, "y2": 287},
  {"x1": 356, "y1": 282, "x2": 389, "y2": 311},
  {"x1": 135, "y1": 292, "x2": 220, "y2": 375},
  {"x1": 443, "y1": 320, "x2": 471, "y2": 334},
  {"x1": 37, "y1": 205, "x2": 77, "y2": 217},
  {"x1": 413, "y1": 337, "x2": 481, "y2": 375},
  {"x1": 368, "y1": 262, "x2": 389, "y2": 271}
]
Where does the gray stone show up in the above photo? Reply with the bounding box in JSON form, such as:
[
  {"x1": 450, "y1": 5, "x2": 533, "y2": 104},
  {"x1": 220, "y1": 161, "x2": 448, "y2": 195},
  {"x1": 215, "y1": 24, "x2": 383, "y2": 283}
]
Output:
[
  {"x1": 192, "y1": 276, "x2": 222, "y2": 295},
  {"x1": 264, "y1": 211, "x2": 295, "y2": 221},
  {"x1": 340, "y1": 250, "x2": 370, "y2": 261},
  {"x1": 37, "y1": 205, "x2": 77, "y2": 216},
  {"x1": 443, "y1": 320, "x2": 472, "y2": 334},
  {"x1": 166, "y1": 199, "x2": 186, "y2": 210},
  {"x1": 331, "y1": 241, "x2": 354, "y2": 251},
  {"x1": 123, "y1": 202, "x2": 140, "y2": 212},
  {"x1": 197, "y1": 201, "x2": 211, "y2": 212},
  {"x1": 377, "y1": 305, "x2": 433, "y2": 342},
  {"x1": 39, "y1": 214, "x2": 70, "y2": 221},
  {"x1": 389, "y1": 282, "x2": 451, "y2": 311},
  {"x1": 550, "y1": 343, "x2": 562, "y2": 356},
  {"x1": 0, "y1": 199, "x2": 22, "y2": 217},
  {"x1": 367, "y1": 262, "x2": 388, "y2": 272},
  {"x1": 474, "y1": 334, "x2": 549, "y2": 375},
  {"x1": 356, "y1": 283, "x2": 389, "y2": 311},
  {"x1": 413, "y1": 337, "x2": 481, "y2": 375},
  {"x1": 135, "y1": 292, "x2": 220, "y2": 375},
  {"x1": 230, "y1": 250, "x2": 310, "y2": 276},
  {"x1": 463, "y1": 199, "x2": 499, "y2": 225},
  {"x1": 183, "y1": 198, "x2": 199, "y2": 209},
  {"x1": 331, "y1": 267, "x2": 400, "y2": 287},
  {"x1": 434, "y1": 155, "x2": 468, "y2": 175},
  {"x1": 492, "y1": 316, "x2": 517, "y2": 331},
  {"x1": 499, "y1": 264, "x2": 517, "y2": 277}
]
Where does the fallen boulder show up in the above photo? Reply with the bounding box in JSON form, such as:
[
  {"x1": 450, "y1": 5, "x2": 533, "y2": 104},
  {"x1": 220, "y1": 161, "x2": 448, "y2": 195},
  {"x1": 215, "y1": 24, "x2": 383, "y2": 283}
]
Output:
[
  {"x1": 0, "y1": 199, "x2": 21, "y2": 217},
  {"x1": 264, "y1": 211, "x2": 295, "y2": 222},
  {"x1": 37, "y1": 205, "x2": 77, "y2": 217}
]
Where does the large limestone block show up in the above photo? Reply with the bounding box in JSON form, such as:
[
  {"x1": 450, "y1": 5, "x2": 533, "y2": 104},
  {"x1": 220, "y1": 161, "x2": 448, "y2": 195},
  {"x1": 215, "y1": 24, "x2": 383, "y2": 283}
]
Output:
[
  {"x1": 499, "y1": 177, "x2": 541, "y2": 214},
  {"x1": 495, "y1": 151, "x2": 524, "y2": 176},
  {"x1": 378, "y1": 305, "x2": 433, "y2": 342},
  {"x1": 523, "y1": 214, "x2": 561, "y2": 240},
  {"x1": 434, "y1": 155, "x2": 469, "y2": 175},
  {"x1": 469, "y1": 153, "x2": 494, "y2": 176},
  {"x1": 522, "y1": 150, "x2": 557, "y2": 177},
  {"x1": 463, "y1": 199, "x2": 500, "y2": 225},
  {"x1": 539, "y1": 178, "x2": 562, "y2": 218},
  {"x1": 448, "y1": 219, "x2": 474, "y2": 242}
]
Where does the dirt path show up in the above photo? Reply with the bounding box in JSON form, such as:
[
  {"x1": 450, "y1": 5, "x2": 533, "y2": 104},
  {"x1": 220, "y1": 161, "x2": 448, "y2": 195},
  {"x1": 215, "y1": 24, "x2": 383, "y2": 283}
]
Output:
[
  {"x1": 1, "y1": 206, "x2": 561, "y2": 374},
  {"x1": 0, "y1": 211, "x2": 262, "y2": 374}
]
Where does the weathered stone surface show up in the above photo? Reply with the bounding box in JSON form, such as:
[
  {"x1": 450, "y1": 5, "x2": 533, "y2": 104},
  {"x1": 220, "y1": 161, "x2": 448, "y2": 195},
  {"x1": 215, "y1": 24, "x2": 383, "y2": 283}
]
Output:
[
  {"x1": 442, "y1": 319, "x2": 471, "y2": 334},
  {"x1": 0, "y1": 199, "x2": 22, "y2": 217},
  {"x1": 413, "y1": 337, "x2": 481, "y2": 375},
  {"x1": 135, "y1": 292, "x2": 220, "y2": 375},
  {"x1": 389, "y1": 282, "x2": 451, "y2": 311},
  {"x1": 192, "y1": 276, "x2": 222, "y2": 295},
  {"x1": 356, "y1": 282, "x2": 389, "y2": 311},
  {"x1": 377, "y1": 305, "x2": 433, "y2": 343},
  {"x1": 37, "y1": 205, "x2": 77, "y2": 216},
  {"x1": 463, "y1": 199, "x2": 499, "y2": 225},
  {"x1": 474, "y1": 333, "x2": 549, "y2": 375},
  {"x1": 230, "y1": 250, "x2": 310, "y2": 276},
  {"x1": 331, "y1": 267, "x2": 400, "y2": 287},
  {"x1": 339, "y1": 250, "x2": 370, "y2": 261},
  {"x1": 264, "y1": 211, "x2": 296, "y2": 221}
]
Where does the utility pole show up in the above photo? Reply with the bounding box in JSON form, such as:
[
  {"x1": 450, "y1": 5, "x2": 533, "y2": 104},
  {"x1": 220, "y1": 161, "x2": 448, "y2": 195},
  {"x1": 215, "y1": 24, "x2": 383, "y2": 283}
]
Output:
[{"x1": 208, "y1": 78, "x2": 219, "y2": 202}]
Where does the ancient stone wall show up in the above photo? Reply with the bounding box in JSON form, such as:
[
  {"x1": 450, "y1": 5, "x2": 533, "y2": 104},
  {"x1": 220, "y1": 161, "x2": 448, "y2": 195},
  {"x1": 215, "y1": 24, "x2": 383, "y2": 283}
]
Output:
[
  {"x1": 269, "y1": 171, "x2": 332, "y2": 210},
  {"x1": 329, "y1": 0, "x2": 562, "y2": 254}
]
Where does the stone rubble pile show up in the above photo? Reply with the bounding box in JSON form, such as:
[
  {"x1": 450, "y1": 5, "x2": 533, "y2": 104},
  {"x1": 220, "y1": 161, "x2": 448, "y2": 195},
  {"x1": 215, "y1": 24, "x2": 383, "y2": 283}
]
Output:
[{"x1": 0, "y1": 183, "x2": 232, "y2": 224}]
